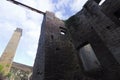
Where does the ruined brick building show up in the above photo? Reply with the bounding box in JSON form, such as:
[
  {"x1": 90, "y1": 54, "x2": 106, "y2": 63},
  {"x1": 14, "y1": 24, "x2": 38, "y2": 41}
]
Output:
[
  {"x1": 32, "y1": 0, "x2": 120, "y2": 80},
  {"x1": 10, "y1": 62, "x2": 32, "y2": 80}
]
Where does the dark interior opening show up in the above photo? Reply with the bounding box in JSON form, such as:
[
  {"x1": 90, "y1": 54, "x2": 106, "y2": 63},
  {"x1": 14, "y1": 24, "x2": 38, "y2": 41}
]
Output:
[
  {"x1": 106, "y1": 26, "x2": 111, "y2": 30},
  {"x1": 114, "y1": 8, "x2": 120, "y2": 20},
  {"x1": 56, "y1": 47, "x2": 60, "y2": 51},
  {"x1": 94, "y1": 0, "x2": 101, "y2": 4},
  {"x1": 76, "y1": 41, "x2": 89, "y2": 50},
  {"x1": 51, "y1": 35, "x2": 54, "y2": 40},
  {"x1": 59, "y1": 27, "x2": 67, "y2": 31}
]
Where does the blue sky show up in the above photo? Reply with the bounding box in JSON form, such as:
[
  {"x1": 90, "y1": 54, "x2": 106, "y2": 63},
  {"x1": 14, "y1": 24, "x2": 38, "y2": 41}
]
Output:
[{"x1": 0, "y1": 0, "x2": 95, "y2": 66}]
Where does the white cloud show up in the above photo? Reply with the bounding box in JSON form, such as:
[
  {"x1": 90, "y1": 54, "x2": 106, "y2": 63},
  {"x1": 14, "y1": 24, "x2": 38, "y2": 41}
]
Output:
[
  {"x1": 53, "y1": 0, "x2": 87, "y2": 19},
  {"x1": 27, "y1": 51, "x2": 36, "y2": 58},
  {"x1": 26, "y1": 44, "x2": 38, "y2": 58},
  {"x1": 16, "y1": 0, "x2": 37, "y2": 8},
  {"x1": 0, "y1": 0, "x2": 89, "y2": 66},
  {"x1": 55, "y1": 0, "x2": 70, "y2": 9},
  {"x1": 53, "y1": 0, "x2": 72, "y2": 19},
  {"x1": 36, "y1": 0, "x2": 55, "y2": 12},
  {"x1": 0, "y1": 22, "x2": 16, "y2": 55},
  {"x1": 0, "y1": 0, "x2": 56, "y2": 66},
  {"x1": 25, "y1": 10, "x2": 43, "y2": 23},
  {"x1": 55, "y1": 11, "x2": 64, "y2": 19},
  {"x1": 0, "y1": 0, "x2": 43, "y2": 66},
  {"x1": 0, "y1": 0, "x2": 26, "y2": 23},
  {"x1": 70, "y1": 0, "x2": 87, "y2": 13}
]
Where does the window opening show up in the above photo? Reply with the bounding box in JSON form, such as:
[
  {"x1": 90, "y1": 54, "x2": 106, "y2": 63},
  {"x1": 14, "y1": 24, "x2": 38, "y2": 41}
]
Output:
[
  {"x1": 59, "y1": 27, "x2": 67, "y2": 35},
  {"x1": 60, "y1": 31, "x2": 66, "y2": 35},
  {"x1": 78, "y1": 44, "x2": 101, "y2": 72}
]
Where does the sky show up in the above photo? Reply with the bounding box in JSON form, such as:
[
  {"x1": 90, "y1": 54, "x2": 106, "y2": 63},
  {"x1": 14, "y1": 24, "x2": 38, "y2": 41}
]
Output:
[{"x1": 0, "y1": 0, "x2": 105, "y2": 66}]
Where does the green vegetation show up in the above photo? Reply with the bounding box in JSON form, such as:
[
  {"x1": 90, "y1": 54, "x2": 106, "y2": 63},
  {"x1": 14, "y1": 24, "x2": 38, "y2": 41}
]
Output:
[
  {"x1": 6, "y1": 72, "x2": 12, "y2": 78},
  {"x1": 0, "y1": 65, "x2": 5, "y2": 79},
  {"x1": 0, "y1": 64, "x2": 12, "y2": 79},
  {"x1": 0, "y1": 65, "x2": 3, "y2": 73},
  {"x1": 6, "y1": 64, "x2": 10, "y2": 67}
]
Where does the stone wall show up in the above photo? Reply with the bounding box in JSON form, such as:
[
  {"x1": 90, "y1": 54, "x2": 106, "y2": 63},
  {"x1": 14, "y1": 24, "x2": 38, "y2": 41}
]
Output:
[
  {"x1": 66, "y1": 0, "x2": 120, "y2": 80},
  {"x1": 32, "y1": 12, "x2": 81, "y2": 80},
  {"x1": 10, "y1": 62, "x2": 32, "y2": 80},
  {"x1": 32, "y1": 0, "x2": 120, "y2": 80}
]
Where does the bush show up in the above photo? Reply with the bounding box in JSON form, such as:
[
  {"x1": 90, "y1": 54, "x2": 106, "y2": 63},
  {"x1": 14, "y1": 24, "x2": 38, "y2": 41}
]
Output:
[
  {"x1": 0, "y1": 65, "x2": 3, "y2": 73},
  {"x1": 6, "y1": 72, "x2": 12, "y2": 78}
]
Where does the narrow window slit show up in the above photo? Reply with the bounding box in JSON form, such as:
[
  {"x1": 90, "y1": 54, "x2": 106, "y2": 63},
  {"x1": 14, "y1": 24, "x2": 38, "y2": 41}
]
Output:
[{"x1": 59, "y1": 27, "x2": 67, "y2": 35}]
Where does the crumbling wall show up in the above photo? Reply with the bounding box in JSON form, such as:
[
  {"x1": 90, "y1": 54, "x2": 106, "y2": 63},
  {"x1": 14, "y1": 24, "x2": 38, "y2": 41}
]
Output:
[
  {"x1": 66, "y1": 0, "x2": 120, "y2": 80},
  {"x1": 32, "y1": 12, "x2": 81, "y2": 80},
  {"x1": 32, "y1": 0, "x2": 120, "y2": 80}
]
